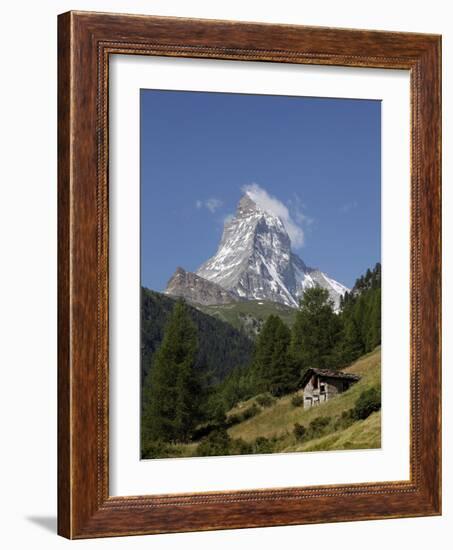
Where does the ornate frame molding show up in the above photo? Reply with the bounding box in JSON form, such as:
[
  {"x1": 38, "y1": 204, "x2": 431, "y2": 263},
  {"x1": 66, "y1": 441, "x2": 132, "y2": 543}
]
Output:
[{"x1": 58, "y1": 11, "x2": 441, "y2": 538}]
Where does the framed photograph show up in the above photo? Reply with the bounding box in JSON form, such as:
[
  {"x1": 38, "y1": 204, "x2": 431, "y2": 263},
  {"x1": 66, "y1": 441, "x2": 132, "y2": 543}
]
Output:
[{"x1": 58, "y1": 11, "x2": 441, "y2": 538}]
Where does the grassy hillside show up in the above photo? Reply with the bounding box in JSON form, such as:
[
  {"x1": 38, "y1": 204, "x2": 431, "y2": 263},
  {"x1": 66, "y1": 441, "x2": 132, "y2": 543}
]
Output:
[
  {"x1": 292, "y1": 411, "x2": 380, "y2": 452},
  {"x1": 227, "y1": 346, "x2": 381, "y2": 452},
  {"x1": 143, "y1": 347, "x2": 381, "y2": 459},
  {"x1": 197, "y1": 300, "x2": 298, "y2": 337}
]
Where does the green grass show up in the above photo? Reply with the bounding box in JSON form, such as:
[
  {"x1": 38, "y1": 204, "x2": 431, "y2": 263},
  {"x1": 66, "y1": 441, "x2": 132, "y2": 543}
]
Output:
[
  {"x1": 227, "y1": 347, "x2": 381, "y2": 451},
  {"x1": 227, "y1": 393, "x2": 272, "y2": 418},
  {"x1": 197, "y1": 300, "x2": 298, "y2": 336},
  {"x1": 284, "y1": 411, "x2": 381, "y2": 452},
  {"x1": 143, "y1": 347, "x2": 381, "y2": 459}
]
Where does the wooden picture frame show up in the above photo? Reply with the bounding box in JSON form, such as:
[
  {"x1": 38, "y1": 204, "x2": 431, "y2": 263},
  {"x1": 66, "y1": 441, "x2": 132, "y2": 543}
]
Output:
[{"x1": 58, "y1": 11, "x2": 441, "y2": 539}]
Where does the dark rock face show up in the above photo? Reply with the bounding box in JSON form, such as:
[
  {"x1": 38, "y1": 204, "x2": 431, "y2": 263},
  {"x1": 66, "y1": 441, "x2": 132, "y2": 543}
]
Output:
[{"x1": 164, "y1": 267, "x2": 240, "y2": 306}]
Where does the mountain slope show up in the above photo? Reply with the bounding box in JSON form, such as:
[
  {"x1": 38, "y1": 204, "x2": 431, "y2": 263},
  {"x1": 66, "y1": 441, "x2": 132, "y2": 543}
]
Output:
[
  {"x1": 141, "y1": 288, "x2": 254, "y2": 383},
  {"x1": 197, "y1": 300, "x2": 298, "y2": 338},
  {"x1": 144, "y1": 347, "x2": 381, "y2": 458},
  {"x1": 227, "y1": 346, "x2": 381, "y2": 449},
  {"x1": 195, "y1": 192, "x2": 348, "y2": 310},
  {"x1": 165, "y1": 267, "x2": 241, "y2": 306},
  {"x1": 293, "y1": 411, "x2": 380, "y2": 452}
]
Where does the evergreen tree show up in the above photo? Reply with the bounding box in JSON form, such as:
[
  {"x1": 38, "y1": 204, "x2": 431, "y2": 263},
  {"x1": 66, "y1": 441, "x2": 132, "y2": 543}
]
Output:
[
  {"x1": 339, "y1": 313, "x2": 364, "y2": 365},
  {"x1": 268, "y1": 318, "x2": 294, "y2": 396},
  {"x1": 290, "y1": 287, "x2": 343, "y2": 373},
  {"x1": 249, "y1": 315, "x2": 279, "y2": 393},
  {"x1": 366, "y1": 288, "x2": 381, "y2": 350},
  {"x1": 141, "y1": 287, "x2": 254, "y2": 384},
  {"x1": 337, "y1": 263, "x2": 381, "y2": 365},
  {"x1": 142, "y1": 300, "x2": 200, "y2": 443},
  {"x1": 248, "y1": 315, "x2": 295, "y2": 396}
]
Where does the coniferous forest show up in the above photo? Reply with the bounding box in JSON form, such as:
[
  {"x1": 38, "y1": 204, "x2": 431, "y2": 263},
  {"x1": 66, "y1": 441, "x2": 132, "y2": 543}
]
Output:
[{"x1": 141, "y1": 263, "x2": 382, "y2": 459}]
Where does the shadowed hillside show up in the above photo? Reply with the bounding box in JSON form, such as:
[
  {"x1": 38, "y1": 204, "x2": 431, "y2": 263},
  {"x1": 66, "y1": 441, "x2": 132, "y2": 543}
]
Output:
[{"x1": 141, "y1": 287, "x2": 254, "y2": 383}]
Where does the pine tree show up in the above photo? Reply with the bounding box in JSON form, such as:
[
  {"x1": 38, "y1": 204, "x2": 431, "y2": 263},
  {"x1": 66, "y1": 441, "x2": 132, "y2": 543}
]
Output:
[
  {"x1": 268, "y1": 318, "x2": 294, "y2": 396},
  {"x1": 249, "y1": 315, "x2": 279, "y2": 393},
  {"x1": 337, "y1": 262, "x2": 381, "y2": 365},
  {"x1": 339, "y1": 313, "x2": 364, "y2": 364},
  {"x1": 142, "y1": 300, "x2": 200, "y2": 444},
  {"x1": 248, "y1": 315, "x2": 296, "y2": 396},
  {"x1": 290, "y1": 287, "x2": 342, "y2": 373},
  {"x1": 366, "y1": 288, "x2": 381, "y2": 350}
]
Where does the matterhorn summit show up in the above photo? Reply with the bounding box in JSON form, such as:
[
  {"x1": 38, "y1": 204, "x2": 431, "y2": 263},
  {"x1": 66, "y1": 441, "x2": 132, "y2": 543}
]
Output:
[
  {"x1": 192, "y1": 191, "x2": 348, "y2": 310},
  {"x1": 163, "y1": 191, "x2": 349, "y2": 310}
]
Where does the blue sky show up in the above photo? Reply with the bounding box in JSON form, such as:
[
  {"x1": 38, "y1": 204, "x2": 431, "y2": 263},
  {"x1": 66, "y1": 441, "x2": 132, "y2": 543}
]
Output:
[{"x1": 141, "y1": 89, "x2": 381, "y2": 291}]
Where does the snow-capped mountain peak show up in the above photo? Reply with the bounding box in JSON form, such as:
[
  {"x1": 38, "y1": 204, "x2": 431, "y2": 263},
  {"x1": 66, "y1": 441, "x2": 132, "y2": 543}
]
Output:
[{"x1": 195, "y1": 193, "x2": 349, "y2": 310}]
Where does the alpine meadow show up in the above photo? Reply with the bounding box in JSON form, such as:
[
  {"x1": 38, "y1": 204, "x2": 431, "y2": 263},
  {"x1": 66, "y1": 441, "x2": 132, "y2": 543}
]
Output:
[{"x1": 140, "y1": 90, "x2": 381, "y2": 459}]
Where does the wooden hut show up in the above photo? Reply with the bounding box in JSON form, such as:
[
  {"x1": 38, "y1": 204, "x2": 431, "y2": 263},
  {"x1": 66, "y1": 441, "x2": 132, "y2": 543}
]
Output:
[{"x1": 299, "y1": 368, "x2": 360, "y2": 409}]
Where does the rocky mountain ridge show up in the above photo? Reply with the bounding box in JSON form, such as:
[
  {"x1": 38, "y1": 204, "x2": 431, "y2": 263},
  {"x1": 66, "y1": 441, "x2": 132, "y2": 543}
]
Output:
[
  {"x1": 165, "y1": 192, "x2": 348, "y2": 310},
  {"x1": 165, "y1": 267, "x2": 242, "y2": 306}
]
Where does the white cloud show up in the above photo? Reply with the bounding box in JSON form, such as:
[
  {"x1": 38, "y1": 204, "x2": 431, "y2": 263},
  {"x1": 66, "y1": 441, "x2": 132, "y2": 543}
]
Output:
[
  {"x1": 242, "y1": 183, "x2": 306, "y2": 248},
  {"x1": 205, "y1": 198, "x2": 223, "y2": 213},
  {"x1": 288, "y1": 193, "x2": 314, "y2": 227},
  {"x1": 340, "y1": 200, "x2": 358, "y2": 213},
  {"x1": 195, "y1": 198, "x2": 223, "y2": 213},
  {"x1": 223, "y1": 213, "x2": 234, "y2": 225}
]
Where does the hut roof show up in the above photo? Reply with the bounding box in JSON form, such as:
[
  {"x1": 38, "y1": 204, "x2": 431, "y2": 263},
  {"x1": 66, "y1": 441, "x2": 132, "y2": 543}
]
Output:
[{"x1": 299, "y1": 368, "x2": 360, "y2": 388}]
